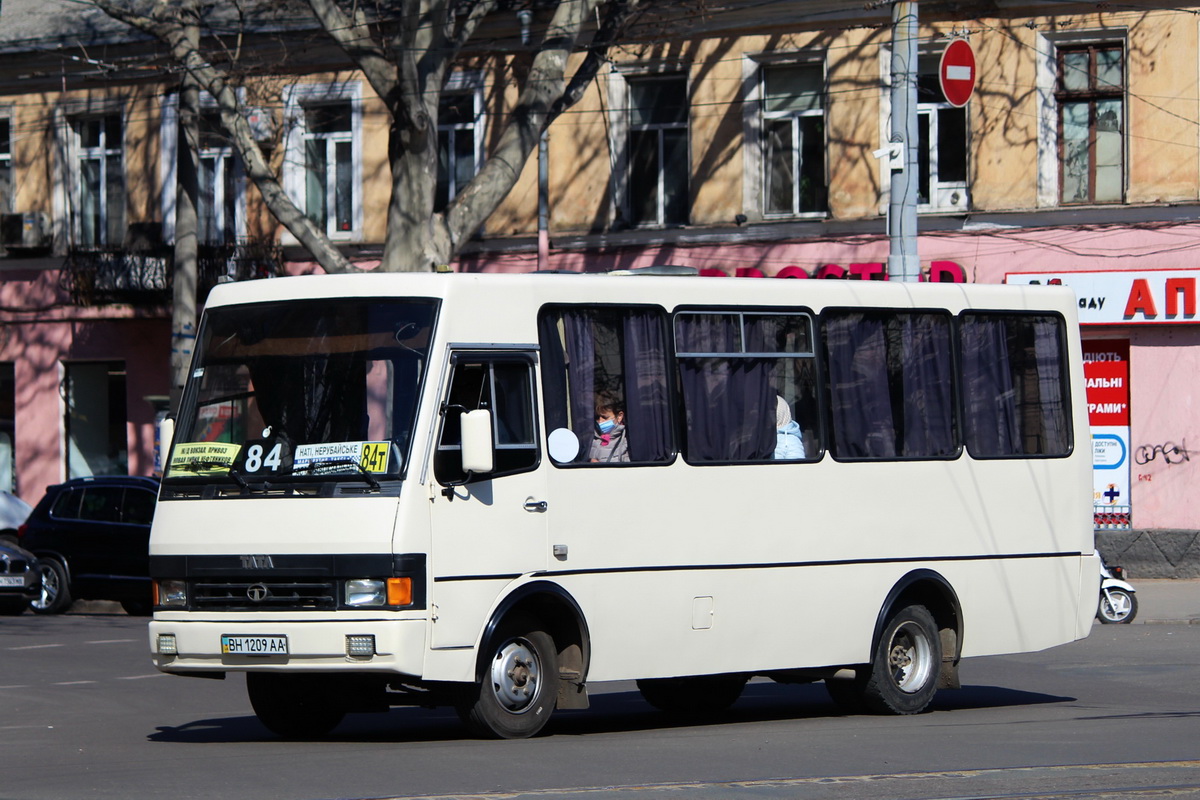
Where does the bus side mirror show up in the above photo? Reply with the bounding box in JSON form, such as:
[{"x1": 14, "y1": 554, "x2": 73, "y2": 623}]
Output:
[{"x1": 460, "y1": 409, "x2": 495, "y2": 474}]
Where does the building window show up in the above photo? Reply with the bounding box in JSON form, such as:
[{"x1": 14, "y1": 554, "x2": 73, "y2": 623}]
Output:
[
  {"x1": 436, "y1": 92, "x2": 480, "y2": 212},
  {"x1": 916, "y1": 55, "x2": 968, "y2": 211},
  {"x1": 761, "y1": 63, "x2": 827, "y2": 216},
  {"x1": 198, "y1": 111, "x2": 240, "y2": 245},
  {"x1": 0, "y1": 116, "x2": 11, "y2": 215},
  {"x1": 63, "y1": 361, "x2": 128, "y2": 477},
  {"x1": 303, "y1": 102, "x2": 353, "y2": 234},
  {"x1": 1057, "y1": 44, "x2": 1124, "y2": 204},
  {"x1": 284, "y1": 83, "x2": 362, "y2": 239},
  {"x1": 627, "y1": 75, "x2": 689, "y2": 226},
  {"x1": 74, "y1": 114, "x2": 125, "y2": 247}
]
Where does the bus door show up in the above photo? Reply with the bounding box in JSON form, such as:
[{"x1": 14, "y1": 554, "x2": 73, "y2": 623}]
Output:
[{"x1": 428, "y1": 350, "x2": 547, "y2": 648}]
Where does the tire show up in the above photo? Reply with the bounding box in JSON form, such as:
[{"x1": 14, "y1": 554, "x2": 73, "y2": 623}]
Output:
[
  {"x1": 860, "y1": 604, "x2": 942, "y2": 715},
  {"x1": 637, "y1": 675, "x2": 747, "y2": 714},
  {"x1": 457, "y1": 619, "x2": 558, "y2": 739},
  {"x1": 0, "y1": 597, "x2": 28, "y2": 615},
  {"x1": 30, "y1": 558, "x2": 71, "y2": 615},
  {"x1": 1097, "y1": 588, "x2": 1138, "y2": 624},
  {"x1": 246, "y1": 673, "x2": 346, "y2": 739}
]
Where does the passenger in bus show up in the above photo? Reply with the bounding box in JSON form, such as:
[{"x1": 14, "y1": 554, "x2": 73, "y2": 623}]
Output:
[
  {"x1": 775, "y1": 396, "x2": 805, "y2": 460},
  {"x1": 589, "y1": 393, "x2": 630, "y2": 463}
]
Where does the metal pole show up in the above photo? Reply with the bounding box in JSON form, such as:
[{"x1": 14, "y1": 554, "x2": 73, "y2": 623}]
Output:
[
  {"x1": 537, "y1": 131, "x2": 549, "y2": 271},
  {"x1": 888, "y1": 0, "x2": 920, "y2": 282}
]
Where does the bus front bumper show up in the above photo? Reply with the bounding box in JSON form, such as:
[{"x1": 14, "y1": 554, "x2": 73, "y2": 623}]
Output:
[{"x1": 148, "y1": 616, "x2": 428, "y2": 676}]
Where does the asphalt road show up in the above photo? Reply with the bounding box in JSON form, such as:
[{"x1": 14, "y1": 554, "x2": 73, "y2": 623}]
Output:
[{"x1": 1, "y1": 611, "x2": 1198, "y2": 800}]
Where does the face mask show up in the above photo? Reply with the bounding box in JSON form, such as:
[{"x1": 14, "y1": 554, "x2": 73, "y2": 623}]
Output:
[{"x1": 597, "y1": 419, "x2": 616, "y2": 435}]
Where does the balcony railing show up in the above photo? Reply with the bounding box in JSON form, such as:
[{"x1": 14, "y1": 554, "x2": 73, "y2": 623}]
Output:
[{"x1": 60, "y1": 242, "x2": 283, "y2": 307}]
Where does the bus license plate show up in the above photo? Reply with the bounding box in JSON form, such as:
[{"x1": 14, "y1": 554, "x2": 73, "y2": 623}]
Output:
[{"x1": 221, "y1": 634, "x2": 288, "y2": 655}]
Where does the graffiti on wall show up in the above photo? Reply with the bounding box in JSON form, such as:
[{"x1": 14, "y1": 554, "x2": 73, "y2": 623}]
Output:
[{"x1": 1134, "y1": 440, "x2": 1191, "y2": 466}]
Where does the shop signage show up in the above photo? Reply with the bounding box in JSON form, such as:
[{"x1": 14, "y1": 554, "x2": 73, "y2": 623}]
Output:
[
  {"x1": 1005, "y1": 269, "x2": 1200, "y2": 324},
  {"x1": 700, "y1": 260, "x2": 967, "y2": 282},
  {"x1": 1083, "y1": 340, "x2": 1131, "y2": 527}
]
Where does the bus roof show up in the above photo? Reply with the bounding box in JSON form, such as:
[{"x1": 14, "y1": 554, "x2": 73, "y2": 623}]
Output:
[{"x1": 203, "y1": 271, "x2": 1080, "y2": 320}]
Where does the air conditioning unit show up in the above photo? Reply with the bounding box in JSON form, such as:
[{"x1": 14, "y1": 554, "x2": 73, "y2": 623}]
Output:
[{"x1": 0, "y1": 212, "x2": 51, "y2": 250}]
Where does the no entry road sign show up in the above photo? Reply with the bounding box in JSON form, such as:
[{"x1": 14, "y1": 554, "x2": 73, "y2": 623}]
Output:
[{"x1": 939, "y1": 38, "x2": 976, "y2": 107}]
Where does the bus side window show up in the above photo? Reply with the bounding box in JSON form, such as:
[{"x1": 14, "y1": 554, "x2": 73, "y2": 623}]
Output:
[
  {"x1": 960, "y1": 313, "x2": 1070, "y2": 457},
  {"x1": 538, "y1": 305, "x2": 673, "y2": 466},
  {"x1": 822, "y1": 310, "x2": 957, "y2": 460},
  {"x1": 434, "y1": 357, "x2": 539, "y2": 485},
  {"x1": 675, "y1": 311, "x2": 819, "y2": 463}
]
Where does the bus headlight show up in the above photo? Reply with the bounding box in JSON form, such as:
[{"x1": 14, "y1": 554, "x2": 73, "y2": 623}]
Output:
[
  {"x1": 155, "y1": 579, "x2": 188, "y2": 608},
  {"x1": 345, "y1": 579, "x2": 387, "y2": 607}
]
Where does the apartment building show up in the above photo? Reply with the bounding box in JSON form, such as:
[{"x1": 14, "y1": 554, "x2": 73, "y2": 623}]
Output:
[{"x1": 0, "y1": 1, "x2": 1196, "y2": 555}]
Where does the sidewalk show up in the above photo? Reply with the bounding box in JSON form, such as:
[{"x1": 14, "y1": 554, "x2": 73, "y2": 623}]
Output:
[{"x1": 1122, "y1": 578, "x2": 1200, "y2": 624}]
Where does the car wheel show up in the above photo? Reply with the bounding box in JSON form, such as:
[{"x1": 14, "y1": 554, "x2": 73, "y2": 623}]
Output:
[
  {"x1": 246, "y1": 673, "x2": 346, "y2": 739},
  {"x1": 30, "y1": 558, "x2": 71, "y2": 614}
]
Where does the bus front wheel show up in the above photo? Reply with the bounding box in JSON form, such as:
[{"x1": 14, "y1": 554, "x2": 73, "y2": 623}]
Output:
[
  {"x1": 861, "y1": 604, "x2": 941, "y2": 715},
  {"x1": 458, "y1": 620, "x2": 558, "y2": 739}
]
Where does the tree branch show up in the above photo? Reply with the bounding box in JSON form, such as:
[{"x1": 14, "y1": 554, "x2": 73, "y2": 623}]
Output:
[
  {"x1": 87, "y1": 0, "x2": 354, "y2": 274},
  {"x1": 305, "y1": 0, "x2": 399, "y2": 103}
]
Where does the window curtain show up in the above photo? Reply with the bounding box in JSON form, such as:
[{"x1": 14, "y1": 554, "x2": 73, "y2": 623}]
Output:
[
  {"x1": 562, "y1": 313, "x2": 596, "y2": 462},
  {"x1": 1033, "y1": 318, "x2": 1069, "y2": 454},
  {"x1": 676, "y1": 315, "x2": 774, "y2": 461},
  {"x1": 961, "y1": 316, "x2": 1018, "y2": 456},
  {"x1": 824, "y1": 314, "x2": 895, "y2": 458},
  {"x1": 899, "y1": 315, "x2": 955, "y2": 457},
  {"x1": 622, "y1": 310, "x2": 672, "y2": 462}
]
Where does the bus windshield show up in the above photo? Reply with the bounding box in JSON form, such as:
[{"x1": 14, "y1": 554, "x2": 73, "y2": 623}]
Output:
[{"x1": 164, "y1": 298, "x2": 438, "y2": 486}]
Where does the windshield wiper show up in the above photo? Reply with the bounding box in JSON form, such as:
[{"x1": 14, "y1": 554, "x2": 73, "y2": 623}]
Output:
[
  {"x1": 309, "y1": 459, "x2": 382, "y2": 491},
  {"x1": 173, "y1": 459, "x2": 247, "y2": 489}
]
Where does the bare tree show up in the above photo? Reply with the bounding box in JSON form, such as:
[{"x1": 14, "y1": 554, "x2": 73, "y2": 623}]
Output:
[{"x1": 89, "y1": 0, "x2": 643, "y2": 273}]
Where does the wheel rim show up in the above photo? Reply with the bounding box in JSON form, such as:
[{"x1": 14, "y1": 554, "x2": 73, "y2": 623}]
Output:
[
  {"x1": 489, "y1": 637, "x2": 541, "y2": 713},
  {"x1": 1101, "y1": 591, "x2": 1130, "y2": 621},
  {"x1": 33, "y1": 564, "x2": 59, "y2": 611},
  {"x1": 887, "y1": 620, "x2": 935, "y2": 694}
]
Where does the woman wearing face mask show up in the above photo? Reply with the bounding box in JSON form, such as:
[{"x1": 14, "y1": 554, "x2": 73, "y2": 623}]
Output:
[{"x1": 589, "y1": 393, "x2": 630, "y2": 463}]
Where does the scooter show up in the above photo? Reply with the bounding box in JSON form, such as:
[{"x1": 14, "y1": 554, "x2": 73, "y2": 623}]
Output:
[{"x1": 1096, "y1": 550, "x2": 1138, "y2": 624}]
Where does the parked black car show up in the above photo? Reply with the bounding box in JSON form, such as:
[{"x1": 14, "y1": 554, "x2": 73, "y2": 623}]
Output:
[
  {"x1": 0, "y1": 540, "x2": 41, "y2": 615},
  {"x1": 17, "y1": 476, "x2": 159, "y2": 615}
]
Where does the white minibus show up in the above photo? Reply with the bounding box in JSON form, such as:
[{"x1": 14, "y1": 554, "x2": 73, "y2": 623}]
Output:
[{"x1": 149, "y1": 271, "x2": 1099, "y2": 738}]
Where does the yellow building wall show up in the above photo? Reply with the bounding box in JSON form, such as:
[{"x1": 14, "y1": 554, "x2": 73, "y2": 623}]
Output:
[{"x1": 4, "y1": 5, "x2": 1200, "y2": 246}]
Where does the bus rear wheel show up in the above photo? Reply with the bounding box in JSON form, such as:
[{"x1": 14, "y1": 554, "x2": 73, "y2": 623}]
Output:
[
  {"x1": 637, "y1": 674, "x2": 747, "y2": 714},
  {"x1": 246, "y1": 673, "x2": 346, "y2": 739},
  {"x1": 861, "y1": 604, "x2": 941, "y2": 715},
  {"x1": 458, "y1": 620, "x2": 558, "y2": 739}
]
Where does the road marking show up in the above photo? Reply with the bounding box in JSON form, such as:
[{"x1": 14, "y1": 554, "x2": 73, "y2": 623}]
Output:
[
  {"x1": 0, "y1": 685, "x2": 31, "y2": 690},
  {"x1": 117, "y1": 674, "x2": 164, "y2": 681},
  {"x1": 9, "y1": 643, "x2": 65, "y2": 651},
  {"x1": 53, "y1": 681, "x2": 98, "y2": 686},
  {"x1": 85, "y1": 639, "x2": 138, "y2": 645}
]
